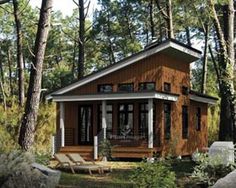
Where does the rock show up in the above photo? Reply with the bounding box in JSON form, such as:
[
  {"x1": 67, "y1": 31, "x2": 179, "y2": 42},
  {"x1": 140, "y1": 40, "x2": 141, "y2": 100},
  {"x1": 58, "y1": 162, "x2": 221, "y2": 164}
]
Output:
[
  {"x1": 1, "y1": 163, "x2": 61, "y2": 188},
  {"x1": 209, "y1": 141, "x2": 234, "y2": 165},
  {"x1": 213, "y1": 170, "x2": 236, "y2": 188},
  {"x1": 31, "y1": 163, "x2": 61, "y2": 188}
]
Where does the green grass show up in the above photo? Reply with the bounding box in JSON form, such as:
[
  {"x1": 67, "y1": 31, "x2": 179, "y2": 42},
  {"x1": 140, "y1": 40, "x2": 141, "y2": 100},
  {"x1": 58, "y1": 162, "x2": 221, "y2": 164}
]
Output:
[
  {"x1": 59, "y1": 169, "x2": 134, "y2": 188},
  {"x1": 57, "y1": 160, "x2": 196, "y2": 188}
]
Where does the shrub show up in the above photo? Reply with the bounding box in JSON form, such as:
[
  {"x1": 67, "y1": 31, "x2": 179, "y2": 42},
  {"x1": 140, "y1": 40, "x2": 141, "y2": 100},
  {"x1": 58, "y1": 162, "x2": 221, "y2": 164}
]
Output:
[
  {"x1": 99, "y1": 139, "x2": 112, "y2": 160},
  {"x1": 191, "y1": 152, "x2": 235, "y2": 186},
  {"x1": 131, "y1": 161, "x2": 176, "y2": 188}
]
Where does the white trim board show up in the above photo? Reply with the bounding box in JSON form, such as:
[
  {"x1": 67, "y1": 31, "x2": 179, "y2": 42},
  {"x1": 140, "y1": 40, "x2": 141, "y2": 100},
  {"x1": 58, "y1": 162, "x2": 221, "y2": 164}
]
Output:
[
  {"x1": 46, "y1": 40, "x2": 201, "y2": 100},
  {"x1": 52, "y1": 92, "x2": 179, "y2": 102},
  {"x1": 189, "y1": 94, "x2": 217, "y2": 105}
]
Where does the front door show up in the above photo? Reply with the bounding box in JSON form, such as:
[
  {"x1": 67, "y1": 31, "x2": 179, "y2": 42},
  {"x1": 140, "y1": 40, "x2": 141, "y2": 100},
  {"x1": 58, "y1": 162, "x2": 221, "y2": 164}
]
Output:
[{"x1": 78, "y1": 105, "x2": 93, "y2": 145}]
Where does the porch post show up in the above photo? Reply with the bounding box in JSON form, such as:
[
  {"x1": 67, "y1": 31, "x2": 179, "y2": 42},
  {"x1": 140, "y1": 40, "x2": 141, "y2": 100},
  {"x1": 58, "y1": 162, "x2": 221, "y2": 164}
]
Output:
[
  {"x1": 60, "y1": 102, "x2": 65, "y2": 147},
  {"x1": 148, "y1": 98, "x2": 153, "y2": 148},
  {"x1": 102, "y1": 100, "x2": 107, "y2": 139}
]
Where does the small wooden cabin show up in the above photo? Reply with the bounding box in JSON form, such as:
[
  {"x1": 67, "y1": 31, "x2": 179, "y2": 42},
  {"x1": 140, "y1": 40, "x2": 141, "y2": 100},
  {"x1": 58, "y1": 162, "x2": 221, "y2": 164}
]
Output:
[{"x1": 47, "y1": 39, "x2": 217, "y2": 160}]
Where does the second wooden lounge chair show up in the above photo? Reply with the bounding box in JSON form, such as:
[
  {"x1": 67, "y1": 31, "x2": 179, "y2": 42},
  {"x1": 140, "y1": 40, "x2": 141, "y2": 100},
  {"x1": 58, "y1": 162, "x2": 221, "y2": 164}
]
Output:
[
  {"x1": 54, "y1": 153, "x2": 102, "y2": 175},
  {"x1": 67, "y1": 153, "x2": 112, "y2": 173}
]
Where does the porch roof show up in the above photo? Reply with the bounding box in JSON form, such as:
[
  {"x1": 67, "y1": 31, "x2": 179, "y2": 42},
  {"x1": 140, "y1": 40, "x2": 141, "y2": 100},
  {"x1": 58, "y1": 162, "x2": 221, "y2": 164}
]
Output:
[{"x1": 51, "y1": 91, "x2": 179, "y2": 102}]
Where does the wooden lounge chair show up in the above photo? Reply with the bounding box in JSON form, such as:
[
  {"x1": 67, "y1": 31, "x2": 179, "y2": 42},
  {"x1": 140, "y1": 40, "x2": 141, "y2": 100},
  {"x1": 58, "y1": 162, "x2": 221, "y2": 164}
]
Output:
[
  {"x1": 54, "y1": 153, "x2": 101, "y2": 175},
  {"x1": 67, "y1": 153, "x2": 112, "y2": 173},
  {"x1": 54, "y1": 153, "x2": 77, "y2": 173}
]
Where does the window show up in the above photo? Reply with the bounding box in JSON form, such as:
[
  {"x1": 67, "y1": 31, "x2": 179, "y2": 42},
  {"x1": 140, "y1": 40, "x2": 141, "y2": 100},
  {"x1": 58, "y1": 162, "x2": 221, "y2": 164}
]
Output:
[
  {"x1": 118, "y1": 104, "x2": 133, "y2": 136},
  {"x1": 196, "y1": 107, "x2": 201, "y2": 131},
  {"x1": 164, "y1": 103, "x2": 171, "y2": 139},
  {"x1": 182, "y1": 86, "x2": 189, "y2": 95},
  {"x1": 98, "y1": 105, "x2": 113, "y2": 137},
  {"x1": 139, "y1": 103, "x2": 156, "y2": 138},
  {"x1": 182, "y1": 106, "x2": 188, "y2": 139},
  {"x1": 98, "y1": 84, "x2": 113, "y2": 93},
  {"x1": 139, "y1": 82, "x2": 155, "y2": 91},
  {"x1": 164, "y1": 82, "x2": 171, "y2": 92},
  {"x1": 118, "y1": 83, "x2": 134, "y2": 92}
]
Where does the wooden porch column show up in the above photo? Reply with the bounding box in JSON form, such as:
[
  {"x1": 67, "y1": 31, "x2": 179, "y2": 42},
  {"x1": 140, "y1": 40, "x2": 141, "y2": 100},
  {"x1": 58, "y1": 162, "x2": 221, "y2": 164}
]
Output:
[
  {"x1": 148, "y1": 98, "x2": 153, "y2": 148},
  {"x1": 102, "y1": 100, "x2": 107, "y2": 139},
  {"x1": 60, "y1": 102, "x2": 65, "y2": 147}
]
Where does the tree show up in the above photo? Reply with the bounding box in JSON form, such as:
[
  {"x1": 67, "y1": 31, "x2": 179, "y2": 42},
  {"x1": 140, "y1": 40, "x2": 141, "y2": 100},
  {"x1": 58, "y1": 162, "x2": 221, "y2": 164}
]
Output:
[
  {"x1": 208, "y1": 0, "x2": 235, "y2": 141},
  {"x1": 13, "y1": 0, "x2": 25, "y2": 106},
  {"x1": 18, "y1": 0, "x2": 53, "y2": 150},
  {"x1": 156, "y1": 0, "x2": 174, "y2": 39}
]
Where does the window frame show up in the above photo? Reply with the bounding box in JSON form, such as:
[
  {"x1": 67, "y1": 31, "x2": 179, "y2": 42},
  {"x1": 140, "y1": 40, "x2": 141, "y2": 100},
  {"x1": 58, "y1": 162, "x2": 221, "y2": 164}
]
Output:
[
  {"x1": 97, "y1": 84, "x2": 113, "y2": 93},
  {"x1": 164, "y1": 103, "x2": 171, "y2": 139},
  {"x1": 118, "y1": 83, "x2": 134, "y2": 92},
  {"x1": 118, "y1": 103, "x2": 134, "y2": 136},
  {"x1": 138, "y1": 82, "x2": 156, "y2": 91},
  {"x1": 164, "y1": 82, "x2": 171, "y2": 93},
  {"x1": 196, "y1": 107, "x2": 201, "y2": 131},
  {"x1": 182, "y1": 105, "x2": 189, "y2": 139}
]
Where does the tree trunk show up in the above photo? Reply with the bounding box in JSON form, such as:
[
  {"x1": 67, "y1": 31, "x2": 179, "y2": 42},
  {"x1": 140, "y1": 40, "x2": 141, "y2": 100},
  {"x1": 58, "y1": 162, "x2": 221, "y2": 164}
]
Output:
[
  {"x1": 13, "y1": 0, "x2": 25, "y2": 107},
  {"x1": 18, "y1": 0, "x2": 53, "y2": 150},
  {"x1": 201, "y1": 24, "x2": 209, "y2": 94},
  {"x1": 185, "y1": 27, "x2": 191, "y2": 46},
  {"x1": 7, "y1": 48, "x2": 13, "y2": 96},
  {"x1": 156, "y1": 0, "x2": 174, "y2": 39},
  {"x1": 209, "y1": 0, "x2": 235, "y2": 141},
  {"x1": 78, "y1": 0, "x2": 85, "y2": 79},
  {"x1": 166, "y1": 0, "x2": 174, "y2": 38},
  {"x1": 149, "y1": 0, "x2": 155, "y2": 39}
]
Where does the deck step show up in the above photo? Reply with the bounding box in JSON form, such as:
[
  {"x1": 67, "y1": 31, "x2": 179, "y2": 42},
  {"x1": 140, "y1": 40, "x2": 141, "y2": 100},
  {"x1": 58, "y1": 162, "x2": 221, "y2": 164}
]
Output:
[{"x1": 59, "y1": 146, "x2": 93, "y2": 160}]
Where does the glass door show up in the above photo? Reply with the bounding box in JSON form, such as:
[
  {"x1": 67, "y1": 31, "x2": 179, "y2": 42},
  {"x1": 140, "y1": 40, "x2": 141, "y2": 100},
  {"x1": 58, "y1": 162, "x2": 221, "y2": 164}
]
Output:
[{"x1": 78, "y1": 105, "x2": 93, "y2": 145}]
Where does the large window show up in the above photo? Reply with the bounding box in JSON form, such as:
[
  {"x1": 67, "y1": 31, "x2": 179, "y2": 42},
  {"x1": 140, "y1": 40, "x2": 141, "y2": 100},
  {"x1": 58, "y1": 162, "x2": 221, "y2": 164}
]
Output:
[
  {"x1": 98, "y1": 84, "x2": 113, "y2": 93},
  {"x1": 139, "y1": 82, "x2": 155, "y2": 91},
  {"x1": 118, "y1": 83, "x2": 134, "y2": 92},
  {"x1": 119, "y1": 104, "x2": 133, "y2": 136},
  {"x1": 164, "y1": 103, "x2": 171, "y2": 139},
  {"x1": 139, "y1": 103, "x2": 156, "y2": 138},
  {"x1": 196, "y1": 107, "x2": 201, "y2": 131},
  {"x1": 182, "y1": 106, "x2": 188, "y2": 139},
  {"x1": 98, "y1": 105, "x2": 113, "y2": 137}
]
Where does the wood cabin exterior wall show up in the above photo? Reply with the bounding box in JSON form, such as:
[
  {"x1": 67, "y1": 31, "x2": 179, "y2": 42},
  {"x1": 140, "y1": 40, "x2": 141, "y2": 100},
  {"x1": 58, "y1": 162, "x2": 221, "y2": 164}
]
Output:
[{"x1": 56, "y1": 51, "x2": 209, "y2": 157}]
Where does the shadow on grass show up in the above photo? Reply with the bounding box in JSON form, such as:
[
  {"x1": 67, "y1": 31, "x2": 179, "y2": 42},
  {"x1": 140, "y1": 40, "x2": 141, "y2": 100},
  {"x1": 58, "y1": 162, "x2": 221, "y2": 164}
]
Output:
[{"x1": 59, "y1": 169, "x2": 135, "y2": 188}]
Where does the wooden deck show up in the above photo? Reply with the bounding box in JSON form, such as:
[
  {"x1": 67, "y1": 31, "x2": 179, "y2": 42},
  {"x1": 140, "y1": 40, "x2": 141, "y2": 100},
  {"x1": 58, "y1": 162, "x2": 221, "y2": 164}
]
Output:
[{"x1": 59, "y1": 146, "x2": 160, "y2": 160}]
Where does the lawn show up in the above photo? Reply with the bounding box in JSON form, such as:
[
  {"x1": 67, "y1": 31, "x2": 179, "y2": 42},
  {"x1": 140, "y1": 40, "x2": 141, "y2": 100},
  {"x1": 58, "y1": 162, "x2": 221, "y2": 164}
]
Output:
[{"x1": 56, "y1": 160, "x2": 196, "y2": 188}]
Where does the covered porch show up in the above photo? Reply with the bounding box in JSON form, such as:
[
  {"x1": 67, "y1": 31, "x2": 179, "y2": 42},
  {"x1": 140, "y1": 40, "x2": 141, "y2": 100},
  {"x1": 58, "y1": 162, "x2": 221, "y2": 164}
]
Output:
[{"x1": 52, "y1": 91, "x2": 178, "y2": 159}]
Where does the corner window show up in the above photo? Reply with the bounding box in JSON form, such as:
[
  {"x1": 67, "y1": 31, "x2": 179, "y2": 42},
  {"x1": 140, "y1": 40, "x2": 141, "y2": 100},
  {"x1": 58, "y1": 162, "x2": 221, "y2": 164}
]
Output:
[
  {"x1": 164, "y1": 82, "x2": 171, "y2": 92},
  {"x1": 98, "y1": 84, "x2": 113, "y2": 93},
  {"x1": 139, "y1": 82, "x2": 155, "y2": 91},
  {"x1": 182, "y1": 86, "x2": 189, "y2": 95},
  {"x1": 118, "y1": 104, "x2": 133, "y2": 136},
  {"x1": 164, "y1": 103, "x2": 171, "y2": 139},
  {"x1": 196, "y1": 107, "x2": 201, "y2": 131},
  {"x1": 182, "y1": 106, "x2": 188, "y2": 139},
  {"x1": 118, "y1": 83, "x2": 134, "y2": 92}
]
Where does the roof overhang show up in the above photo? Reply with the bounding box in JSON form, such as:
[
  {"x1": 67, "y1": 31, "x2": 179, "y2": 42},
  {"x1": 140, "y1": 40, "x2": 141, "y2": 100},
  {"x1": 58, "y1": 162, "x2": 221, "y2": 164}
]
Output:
[
  {"x1": 46, "y1": 40, "x2": 201, "y2": 100},
  {"x1": 51, "y1": 92, "x2": 179, "y2": 102},
  {"x1": 189, "y1": 94, "x2": 217, "y2": 105}
]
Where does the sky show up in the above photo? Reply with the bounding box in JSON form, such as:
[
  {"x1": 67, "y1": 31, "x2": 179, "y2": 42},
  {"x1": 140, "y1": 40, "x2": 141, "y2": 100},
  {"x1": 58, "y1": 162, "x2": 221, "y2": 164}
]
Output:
[{"x1": 29, "y1": 0, "x2": 98, "y2": 18}]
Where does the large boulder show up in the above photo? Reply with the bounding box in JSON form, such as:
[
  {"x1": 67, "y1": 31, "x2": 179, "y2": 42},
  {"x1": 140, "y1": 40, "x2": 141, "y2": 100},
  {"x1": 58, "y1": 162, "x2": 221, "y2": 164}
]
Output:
[
  {"x1": 209, "y1": 141, "x2": 234, "y2": 165},
  {"x1": 1, "y1": 163, "x2": 61, "y2": 188},
  {"x1": 213, "y1": 170, "x2": 236, "y2": 188}
]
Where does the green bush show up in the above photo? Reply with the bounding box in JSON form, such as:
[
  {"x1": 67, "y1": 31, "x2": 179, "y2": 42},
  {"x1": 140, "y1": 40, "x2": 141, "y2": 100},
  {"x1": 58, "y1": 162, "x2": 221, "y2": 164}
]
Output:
[
  {"x1": 191, "y1": 152, "x2": 235, "y2": 186},
  {"x1": 131, "y1": 161, "x2": 176, "y2": 188},
  {"x1": 99, "y1": 139, "x2": 112, "y2": 160}
]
